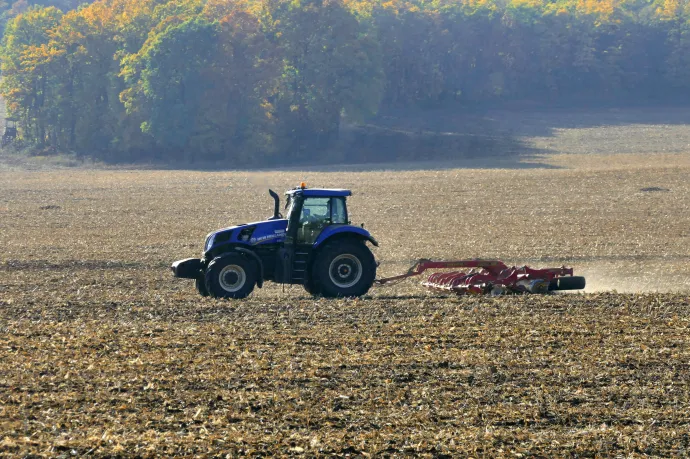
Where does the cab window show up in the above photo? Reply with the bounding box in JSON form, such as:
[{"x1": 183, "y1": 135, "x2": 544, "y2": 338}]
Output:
[
  {"x1": 300, "y1": 197, "x2": 330, "y2": 225},
  {"x1": 296, "y1": 197, "x2": 347, "y2": 244},
  {"x1": 330, "y1": 197, "x2": 347, "y2": 224}
]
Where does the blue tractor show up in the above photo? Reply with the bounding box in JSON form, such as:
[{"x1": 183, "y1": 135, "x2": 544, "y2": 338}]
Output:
[{"x1": 171, "y1": 184, "x2": 378, "y2": 299}]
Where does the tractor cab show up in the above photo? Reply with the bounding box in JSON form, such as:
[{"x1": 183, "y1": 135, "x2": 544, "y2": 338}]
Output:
[
  {"x1": 171, "y1": 184, "x2": 378, "y2": 299},
  {"x1": 284, "y1": 186, "x2": 351, "y2": 245}
]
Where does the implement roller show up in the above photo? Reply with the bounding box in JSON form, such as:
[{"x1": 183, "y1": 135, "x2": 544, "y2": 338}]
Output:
[{"x1": 375, "y1": 259, "x2": 586, "y2": 295}]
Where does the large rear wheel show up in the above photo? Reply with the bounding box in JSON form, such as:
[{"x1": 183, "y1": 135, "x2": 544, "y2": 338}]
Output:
[
  {"x1": 303, "y1": 277, "x2": 321, "y2": 296},
  {"x1": 312, "y1": 241, "x2": 376, "y2": 298},
  {"x1": 205, "y1": 253, "x2": 257, "y2": 299}
]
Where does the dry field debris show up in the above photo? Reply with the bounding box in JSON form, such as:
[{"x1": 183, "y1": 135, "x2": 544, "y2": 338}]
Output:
[
  {"x1": 2, "y1": 294, "x2": 690, "y2": 457},
  {"x1": 1, "y1": 145, "x2": 690, "y2": 456}
]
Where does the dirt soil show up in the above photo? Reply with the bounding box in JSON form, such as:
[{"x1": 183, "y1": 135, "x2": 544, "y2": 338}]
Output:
[{"x1": 1, "y1": 109, "x2": 690, "y2": 457}]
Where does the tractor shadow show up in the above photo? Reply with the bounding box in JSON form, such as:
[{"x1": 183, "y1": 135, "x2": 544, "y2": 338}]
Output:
[{"x1": 365, "y1": 294, "x2": 456, "y2": 300}]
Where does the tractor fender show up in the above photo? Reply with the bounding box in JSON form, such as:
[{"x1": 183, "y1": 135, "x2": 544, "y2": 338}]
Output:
[
  {"x1": 313, "y1": 226, "x2": 379, "y2": 249},
  {"x1": 209, "y1": 247, "x2": 264, "y2": 288}
]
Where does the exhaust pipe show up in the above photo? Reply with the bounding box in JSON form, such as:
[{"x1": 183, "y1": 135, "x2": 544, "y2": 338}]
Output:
[{"x1": 268, "y1": 189, "x2": 281, "y2": 220}]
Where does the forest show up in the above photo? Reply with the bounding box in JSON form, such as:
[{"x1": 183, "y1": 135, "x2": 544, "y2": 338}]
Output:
[{"x1": 1, "y1": 0, "x2": 690, "y2": 164}]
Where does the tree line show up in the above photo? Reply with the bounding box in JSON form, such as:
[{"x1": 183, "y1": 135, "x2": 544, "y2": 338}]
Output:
[{"x1": 1, "y1": 0, "x2": 689, "y2": 164}]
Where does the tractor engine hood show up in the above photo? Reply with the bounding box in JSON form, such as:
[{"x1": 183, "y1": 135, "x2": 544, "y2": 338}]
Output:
[{"x1": 204, "y1": 219, "x2": 288, "y2": 253}]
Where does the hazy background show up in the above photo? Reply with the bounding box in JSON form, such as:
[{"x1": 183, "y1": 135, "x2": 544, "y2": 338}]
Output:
[{"x1": 2, "y1": 0, "x2": 690, "y2": 166}]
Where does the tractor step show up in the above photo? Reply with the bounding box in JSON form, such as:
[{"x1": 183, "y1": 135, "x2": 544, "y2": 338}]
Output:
[{"x1": 291, "y1": 251, "x2": 311, "y2": 283}]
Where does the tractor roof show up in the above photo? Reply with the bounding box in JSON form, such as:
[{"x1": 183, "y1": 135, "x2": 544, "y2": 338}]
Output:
[{"x1": 286, "y1": 188, "x2": 352, "y2": 197}]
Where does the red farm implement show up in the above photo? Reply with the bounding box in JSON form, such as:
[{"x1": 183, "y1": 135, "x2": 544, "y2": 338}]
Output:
[{"x1": 375, "y1": 259, "x2": 586, "y2": 295}]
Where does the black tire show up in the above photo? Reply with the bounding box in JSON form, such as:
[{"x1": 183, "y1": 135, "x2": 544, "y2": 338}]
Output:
[
  {"x1": 195, "y1": 274, "x2": 209, "y2": 297},
  {"x1": 205, "y1": 253, "x2": 257, "y2": 299},
  {"x1": 303, "y1": 277, "x2": 321, "y2": 296},
  {"x1": 312, "y1": 240, "x2": 376, "y2": 298},
  {"x1": 549, "y1": 276, "x2": 586, "y2": 291}
]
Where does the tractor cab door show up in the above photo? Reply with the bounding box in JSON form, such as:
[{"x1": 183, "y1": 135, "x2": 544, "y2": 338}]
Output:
[
  {"x1": 296, "y1": 196, "x2": 347, "y2": 245},
  {"x1": 276, "y1": 195, "x2": 348, "y2": 284}
]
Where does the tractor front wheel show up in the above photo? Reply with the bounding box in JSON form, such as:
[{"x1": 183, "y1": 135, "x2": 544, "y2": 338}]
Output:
[
  {"x1": 312, "y1": 241, "x2": 376, "y2": 298},
  {"x1": 205, "y1": 253, "x2": 257, "y2": 299},
  {"x1": 195, "y1": 274, "x2": 209, "y2": 297}
]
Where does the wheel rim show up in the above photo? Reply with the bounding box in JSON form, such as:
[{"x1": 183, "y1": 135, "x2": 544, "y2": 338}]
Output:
[
  {"x1": 328, "y1": 254, "x2": 362, "y2": 289},
  {"x1": 218, "y1": 264, "x2": 246, "y2": 292}
]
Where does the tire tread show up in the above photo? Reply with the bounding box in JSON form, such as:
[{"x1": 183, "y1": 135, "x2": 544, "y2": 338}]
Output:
[
  {"x1": 205, "y1": 253, "x2": 257, "y2": 299},
  {"x1": 311, "y1": 240, "x2": 376, "y2": 298}
]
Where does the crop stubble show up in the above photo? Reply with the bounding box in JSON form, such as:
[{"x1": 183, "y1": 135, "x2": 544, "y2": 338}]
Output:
[{"x1": 0, "y1": 151, "x2": 689, "y2": 456}]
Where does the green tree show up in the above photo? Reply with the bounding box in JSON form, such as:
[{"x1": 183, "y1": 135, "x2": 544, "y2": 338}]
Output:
[
  {"x1": 121, "y1": 17, "x2": 219, "y2": 157},
  {"x1": 193, "y1": 7, "x2": 282, "y2": 162},
  {"x1": 264, "y1": 0, "x2": 384, "y2": 157}
]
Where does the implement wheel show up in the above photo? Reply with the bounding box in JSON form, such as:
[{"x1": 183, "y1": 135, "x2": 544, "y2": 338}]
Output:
[
  {"x1": 205, "y1": 253, "x2": 257, "y2": 299},
  {"x1": 312, "y1": 240, "x2": 376, "y2": 298}
]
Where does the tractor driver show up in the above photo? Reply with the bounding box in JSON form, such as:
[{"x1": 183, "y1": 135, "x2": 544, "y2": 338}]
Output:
[{"x1": 300, "y1": 198, "x2": 331, "y2": 226}]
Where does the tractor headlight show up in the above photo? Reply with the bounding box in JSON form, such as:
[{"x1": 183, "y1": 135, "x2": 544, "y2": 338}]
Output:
[{"x1": 204, "y1": 233, "x2": 216, "y2": 251}]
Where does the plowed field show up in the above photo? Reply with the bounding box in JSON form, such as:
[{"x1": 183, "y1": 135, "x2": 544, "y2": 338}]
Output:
[{"x1": 1, "y1": 134, "x2": 689, "y2": 456}]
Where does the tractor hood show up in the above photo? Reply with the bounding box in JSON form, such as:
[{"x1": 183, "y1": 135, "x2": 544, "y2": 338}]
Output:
[{"x1": 204, "y1": 219, "x2": 288, "y2": 253}]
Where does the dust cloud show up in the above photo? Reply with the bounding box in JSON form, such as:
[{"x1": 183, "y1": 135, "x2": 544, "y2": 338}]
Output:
[{"x1": 580, "y1": 265, "x2": 689, "y2": 293}]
